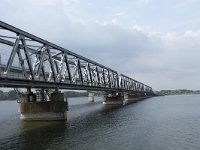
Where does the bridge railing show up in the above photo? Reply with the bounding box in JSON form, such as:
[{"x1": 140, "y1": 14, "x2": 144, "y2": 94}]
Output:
[{"x1": 0, "y1": 21, "x2": 153, "y2": 94}]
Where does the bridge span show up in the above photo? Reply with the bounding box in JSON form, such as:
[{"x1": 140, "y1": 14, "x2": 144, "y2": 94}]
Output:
[{"x1": 0, "y1": 21, "x2": 154, "y2": 120}]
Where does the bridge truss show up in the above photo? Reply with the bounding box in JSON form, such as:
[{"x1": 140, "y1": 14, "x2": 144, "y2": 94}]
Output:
[{"x1": 0, "y1": 21, "x2": 153, "y2": 95}]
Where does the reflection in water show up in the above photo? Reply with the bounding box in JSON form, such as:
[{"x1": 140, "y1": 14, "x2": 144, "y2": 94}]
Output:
[
  {"x1": 1, "y1": 95, "x2": 200, "y2": 150},
  {"x1": 102, "y1": 104, "x2": 123, "y2": 111},
  {"x1": 15, "y1": 101, "x2": 124, "y2": 150},
  {"x1": 18, "y1": 121, "x2": 67, "y2": 150}
]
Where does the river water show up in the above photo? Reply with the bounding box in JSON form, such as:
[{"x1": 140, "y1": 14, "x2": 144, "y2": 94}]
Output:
[{"x1": 0, "y1": 95, "x2": 200, "y2": 150}]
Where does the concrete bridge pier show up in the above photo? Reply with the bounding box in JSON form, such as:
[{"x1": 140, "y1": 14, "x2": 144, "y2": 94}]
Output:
[
  {"x1": 103, "y1": 92, "x2": 124, "y2": 105},
  {"x1": 124, "y1": 93, "x2": 140, "y2": 104},
  {"x1": 124, "y1": 93, "x2": 152, "y2": 105},
  {"x1": 88, "y1": 92, "x2": 94, "y2": 102},
  {"x1": 18, "y1": 88, "x2": 68, "y2": 121}
]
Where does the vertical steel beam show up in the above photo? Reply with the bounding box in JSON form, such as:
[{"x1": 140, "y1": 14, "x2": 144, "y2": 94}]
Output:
[
  {"x1": 64, "y1": 53, "x2": 72, "y2": 83},
  {"x1": 116, "y1": 73, "x2": 119, "y2": 89},
  {"x1": 102, "y1": 68, "x2": 106, "y2": 87},
  {"x1": 84, "y1": 63, "x2": 89, "y2": 85},
  {"x1": 35, "y1": 46, "x2": 46, "y2": 77},
  {"x1": 111, "y1": 72, "x2": 115, "y2": 88},
  {"x1": 88, "y1": 63, "x2": 93, "y2": 86},
  {"x1": 46, "y1": 47, "x2": 56, "y2": 82},
  {"x1": 55, "y1": 60, "x2": 59, "y2": 74},
  {"x1": 107, "y1": 70, "x2": 111, "y2": 88},
  {"x1": 20, "y1": 36, "x2": 35, "y2": 80},
  {"x1": 77, "y1": 59, "x2": 83, "y2": 85},
  {"x1": 57, "y1": 52, "x2": 65, "y2": 82},
  {"x1": 95, "y1": 66, "x2": 100, "y2": 86},
  {"x1": 42, "y1": 66, "x2": 47, "y2": 81},
  {"x1": 17, "y1": 48, "x2": 28, "y2": 79}
]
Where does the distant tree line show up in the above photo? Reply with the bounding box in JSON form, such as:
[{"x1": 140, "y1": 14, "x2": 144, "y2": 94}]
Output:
[
  {"x1": 0, "y1": 90, "x2": 19, "y2": 100},
  {"x1": 155, "y1": 89, "x2": 200, "y2": 96}
]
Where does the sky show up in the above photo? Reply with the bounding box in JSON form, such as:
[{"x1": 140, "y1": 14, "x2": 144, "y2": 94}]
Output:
[{"x1": 0, "y1": 0, "x2": 200, "y2": 90}]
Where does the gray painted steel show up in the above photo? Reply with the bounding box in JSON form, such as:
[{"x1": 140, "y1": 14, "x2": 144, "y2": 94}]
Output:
[{"x1": 0, "y1": 21, "x2": 153, "y2": 95}]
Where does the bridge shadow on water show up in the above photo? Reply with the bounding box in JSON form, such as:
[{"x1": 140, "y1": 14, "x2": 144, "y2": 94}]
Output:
[{"x1": 0, "y1": 101, "x2": 128, "y2": 150}]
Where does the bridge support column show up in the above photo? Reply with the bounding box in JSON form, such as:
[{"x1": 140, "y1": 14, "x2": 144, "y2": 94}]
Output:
[
  {"x1": 88, "y1": 92, "x2": 94, "y2": 102},
  {"x1": 18, "y1": 89, "x2": 68, "y2": 121},
  {"x1": 124, "y1": 93, "x2": 140, "y2": 104},
  {"x1": 103, "y1": 92, "x2": 124, "y2": 105},
  {"x1": 124, "y1": 93, "x2": 152, "y2": 105}
]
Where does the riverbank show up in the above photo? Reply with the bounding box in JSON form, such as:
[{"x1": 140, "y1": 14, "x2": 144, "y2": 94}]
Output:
[{"x1": 155, "y1": 89, "x2": 200, "y2": 96}]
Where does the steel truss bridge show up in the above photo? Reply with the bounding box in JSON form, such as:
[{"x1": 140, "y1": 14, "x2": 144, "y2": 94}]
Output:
[{"x1": 0, "y1": 21, "x2": 153, "y2": 95}]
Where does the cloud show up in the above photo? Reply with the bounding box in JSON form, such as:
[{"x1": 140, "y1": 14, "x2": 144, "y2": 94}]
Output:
[
  {"x1": 113, "y1": 12, "x2": 127, "y2": 17},
  {"x1": 0, "y1": 0, "x2": 200, "y2": 90},
  {"x1": 137, "y1": 0, "x2": 152, "y2": 6},
  {"x1": 184, "y1": 29, "x2": 200, "y2": 38}
]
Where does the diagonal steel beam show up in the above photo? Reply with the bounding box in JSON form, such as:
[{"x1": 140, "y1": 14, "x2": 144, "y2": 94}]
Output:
[
  {"x1": 4, "y1": 35, "x2": 20, "y2": 74},
  {"x1": 46, "y1": 47, "x2": 56, "y2": 82},
  {"x1": 20, "y1": 35, "x2": 35, "y2": 80}
]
